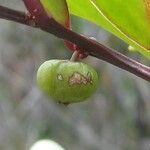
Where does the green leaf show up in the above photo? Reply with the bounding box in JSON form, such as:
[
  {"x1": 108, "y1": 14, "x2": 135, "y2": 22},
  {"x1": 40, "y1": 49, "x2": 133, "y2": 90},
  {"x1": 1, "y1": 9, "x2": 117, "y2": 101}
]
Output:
[
  {"x1": 66, "y1": 0, "x2": 150, "y2": 59},
  {"x1": 40, "y1": 0, "x2": 70, "y2": 27}
]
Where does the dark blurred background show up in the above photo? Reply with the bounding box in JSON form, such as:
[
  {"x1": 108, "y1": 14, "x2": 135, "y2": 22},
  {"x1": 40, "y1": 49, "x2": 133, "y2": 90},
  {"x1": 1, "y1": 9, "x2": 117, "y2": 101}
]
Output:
[{"x1": 0, "y1": 1, "x2": 149, "y2": 150}]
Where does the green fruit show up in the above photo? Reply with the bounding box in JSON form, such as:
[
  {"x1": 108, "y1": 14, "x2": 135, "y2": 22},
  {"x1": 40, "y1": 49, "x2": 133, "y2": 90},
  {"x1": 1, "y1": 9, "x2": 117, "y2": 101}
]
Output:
[{"x1": 37, "y1": 60, "x2": 99, "y2": 104}]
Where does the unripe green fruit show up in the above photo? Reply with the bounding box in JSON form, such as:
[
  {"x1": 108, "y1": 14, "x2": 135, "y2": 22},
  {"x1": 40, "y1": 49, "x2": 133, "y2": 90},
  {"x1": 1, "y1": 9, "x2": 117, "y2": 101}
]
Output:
[{"x1": 37, "y1": 60, "x2": 99, "y2": 104}]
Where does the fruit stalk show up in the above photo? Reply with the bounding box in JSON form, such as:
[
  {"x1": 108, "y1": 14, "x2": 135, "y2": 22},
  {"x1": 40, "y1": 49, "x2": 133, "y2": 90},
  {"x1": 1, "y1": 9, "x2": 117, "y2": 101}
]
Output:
[{"x1": 70, "y1": 51, "x2": 79, "y2": 62}]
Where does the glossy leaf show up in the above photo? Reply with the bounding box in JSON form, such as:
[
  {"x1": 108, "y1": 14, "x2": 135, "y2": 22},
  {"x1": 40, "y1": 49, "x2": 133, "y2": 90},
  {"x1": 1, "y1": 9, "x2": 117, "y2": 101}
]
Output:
[
  {"x1": 40, "y1": 0, "x2": 70, "y2": 27},
  {"x1": 66, "y1": 0, "x2": 150, "y2": 59}
]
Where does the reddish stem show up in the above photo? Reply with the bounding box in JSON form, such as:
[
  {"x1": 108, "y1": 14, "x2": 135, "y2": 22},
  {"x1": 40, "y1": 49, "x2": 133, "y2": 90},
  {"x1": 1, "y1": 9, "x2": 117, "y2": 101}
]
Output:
[{"x1": 0, "y1": 5, "x2": 149, "y2": 81}]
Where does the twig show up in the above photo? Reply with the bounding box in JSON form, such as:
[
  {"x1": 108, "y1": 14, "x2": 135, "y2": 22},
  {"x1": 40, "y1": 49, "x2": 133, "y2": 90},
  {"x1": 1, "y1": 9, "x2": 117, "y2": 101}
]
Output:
[
  {"x1": 0, "y1": 6, "x2": 27, "y2": 25},
  {"x1": 0, "y1": 5, "x2": 149, "y2": 81}
]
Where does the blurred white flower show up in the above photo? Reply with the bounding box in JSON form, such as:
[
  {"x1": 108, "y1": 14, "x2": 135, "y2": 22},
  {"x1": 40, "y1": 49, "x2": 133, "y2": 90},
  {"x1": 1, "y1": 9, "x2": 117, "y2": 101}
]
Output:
[{"x1": 30, "y1": 139, "x2": 65, "y2": 150}]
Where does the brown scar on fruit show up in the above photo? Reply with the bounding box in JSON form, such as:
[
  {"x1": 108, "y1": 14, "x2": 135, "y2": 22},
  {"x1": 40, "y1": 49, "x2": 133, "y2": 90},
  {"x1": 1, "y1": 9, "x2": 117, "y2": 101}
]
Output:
[
  {"x1": 57, "y1": 74, "x2": 63, "y2": 81},
  {"x1": 69, "y1": 72, "x2": 93, "y2": 86}
]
